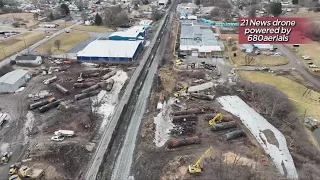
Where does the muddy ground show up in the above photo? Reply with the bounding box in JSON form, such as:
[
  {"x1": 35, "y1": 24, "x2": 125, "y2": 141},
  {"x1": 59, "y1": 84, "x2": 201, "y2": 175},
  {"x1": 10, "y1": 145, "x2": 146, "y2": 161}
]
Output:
[
  {"x1": 132, "y1": 78, "x2": 281, "y2": 180},
  {"x1": 0, "y1": 59, "x2": 134, "y2": 179}
]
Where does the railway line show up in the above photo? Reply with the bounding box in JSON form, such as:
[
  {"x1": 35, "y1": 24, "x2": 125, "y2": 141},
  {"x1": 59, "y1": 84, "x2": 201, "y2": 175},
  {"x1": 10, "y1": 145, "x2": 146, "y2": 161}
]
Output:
[
  {"x1": 85, "y1": 2, "x2": 176, "y2": 180},
  {"x1": 97, "y1": 10, "x2": 173, "y2": 180}
]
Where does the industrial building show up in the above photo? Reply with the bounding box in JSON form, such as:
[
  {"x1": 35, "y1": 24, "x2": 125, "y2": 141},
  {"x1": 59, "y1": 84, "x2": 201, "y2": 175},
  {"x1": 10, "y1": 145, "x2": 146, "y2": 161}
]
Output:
[
  {"x1": 108, "y1": 26, "x2": 147, "y2": 41},
  {"x1": 158, "y1": 0, "x2": 168, "y2": 5},
  {"x1": 15, "y1": 55, "x2": 42, "y2": 66},
  {"x1": 77, "y1": 40, "x2": 143, "y2": 61},
  {"x1": 0, "y1": 69, "x2": 30, "y2": 93},
  {"x1": 176, "y1": 3, "x2": 198, "y2": 14},
  {"x1": 179, "y1": 20, "x2": 224, "y2": 57}
]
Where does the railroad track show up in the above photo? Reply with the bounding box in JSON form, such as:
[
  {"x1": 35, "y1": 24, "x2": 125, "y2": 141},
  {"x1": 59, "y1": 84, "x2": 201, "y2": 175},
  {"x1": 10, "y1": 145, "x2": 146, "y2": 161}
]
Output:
[{"x1": 85, "y1": 3, "x2": 175, "y2": 180}]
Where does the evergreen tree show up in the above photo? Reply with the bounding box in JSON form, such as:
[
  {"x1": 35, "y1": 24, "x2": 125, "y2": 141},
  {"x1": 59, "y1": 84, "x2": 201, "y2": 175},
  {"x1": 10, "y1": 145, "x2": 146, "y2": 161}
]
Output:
[
  {"x1": 95, "y1": 13, "x2": 102, "y2": 25},
  {"x1": 268, "y1": 2, "x2": 282, "y2": 17}
]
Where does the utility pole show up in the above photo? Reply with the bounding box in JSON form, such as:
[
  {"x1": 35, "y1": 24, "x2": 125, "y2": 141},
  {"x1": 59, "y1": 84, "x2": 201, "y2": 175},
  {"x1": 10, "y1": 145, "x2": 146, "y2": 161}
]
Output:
[
  {"x1": 1, "y1": 48, "x2": 6, "y2": 58},
  {"x1": 22, "y1": 35, "x2": 27, "y2": 48}
]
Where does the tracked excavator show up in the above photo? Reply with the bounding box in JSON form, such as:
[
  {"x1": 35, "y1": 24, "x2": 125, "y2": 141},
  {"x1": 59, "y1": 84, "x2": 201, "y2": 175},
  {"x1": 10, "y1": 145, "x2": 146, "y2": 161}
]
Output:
[
  {"x1": 188, "y1": 147, "x2": 213, "y2": 174},
  {"x1": 174, "y1": 85, "x2": 189, "y2": 97},
  {"x1": 209, "y1": 113, "x2": 223, "y2": 126}
]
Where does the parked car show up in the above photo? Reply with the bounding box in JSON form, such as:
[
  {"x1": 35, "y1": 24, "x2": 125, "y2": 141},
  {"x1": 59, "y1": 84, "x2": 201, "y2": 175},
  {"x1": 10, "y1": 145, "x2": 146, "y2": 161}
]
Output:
[
  {"x1": 51, "y1": 136, "x2": 64, "y2": 141},
  {"x1": 302, "y1": 56, "x2": 311, "y2": 60},
  {"x1": 307, "y1": 62, "x2": 313, "y2": 65},
  {"x1": 309, "y1": 64, "x2": 318, "y2": 68}
]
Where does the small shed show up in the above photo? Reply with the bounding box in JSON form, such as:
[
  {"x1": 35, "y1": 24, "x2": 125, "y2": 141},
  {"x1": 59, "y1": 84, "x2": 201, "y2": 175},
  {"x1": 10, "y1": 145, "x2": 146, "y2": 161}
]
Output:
[
  {"x1": 15, "y1": 55, "x2": 42, "y2": 66},
  {"x1": 0, "y1": 69, "x2": 30, "y2": 93}
]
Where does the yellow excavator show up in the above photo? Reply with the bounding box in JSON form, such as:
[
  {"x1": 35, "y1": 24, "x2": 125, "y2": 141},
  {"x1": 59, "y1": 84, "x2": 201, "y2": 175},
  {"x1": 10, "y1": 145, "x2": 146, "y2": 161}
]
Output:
[
  {"x1": 175, "y1": 59, "x2": 184, "y2": 65},
  {"x1": 189, "y1": 147, "x2": 213, "y2": 174},
  {"x1": 174, "y1": 85, "x2": 189, "y2": 97},
  {"x1": 209, "y1": 113, "x2": 223, "y2": 126}
]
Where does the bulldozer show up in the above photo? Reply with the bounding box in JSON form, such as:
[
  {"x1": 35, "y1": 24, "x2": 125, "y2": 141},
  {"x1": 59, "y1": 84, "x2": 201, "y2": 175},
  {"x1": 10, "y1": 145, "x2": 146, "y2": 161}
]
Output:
[
  {"x1": 189, "y1": 147, "x2": 213, "y2": 174},
  {"x1": 312, "y1": 68, "x2": 320, "y2": 72},
  {"x1": 173, "y1": 85, "x2": 189, "y2": 97},
  {"x1": 209, "y1": 113, "x2": 223, "y2": 126}
]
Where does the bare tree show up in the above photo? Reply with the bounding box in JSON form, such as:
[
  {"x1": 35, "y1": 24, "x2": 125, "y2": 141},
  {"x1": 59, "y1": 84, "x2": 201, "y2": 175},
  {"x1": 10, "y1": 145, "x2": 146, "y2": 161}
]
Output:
[
  {"x1": 152, "y1": 10, "x2": 163, "y2": 21},
  {"x1": 54, "y1": 40, "x2": 62, "y2": 50},
  {"x1": 104, "y1": 6, "x2": 128, "y2": 27},
  {"x1": 245, "y1": 53, "x2": 255, "y2": 65},
  {"x1": 46, "y1": 47, "x2": 53, "y2": 56}
]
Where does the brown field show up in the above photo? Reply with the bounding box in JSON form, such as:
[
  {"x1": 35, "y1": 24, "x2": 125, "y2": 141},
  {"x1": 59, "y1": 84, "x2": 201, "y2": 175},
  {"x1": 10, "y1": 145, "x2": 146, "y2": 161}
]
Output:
[{"x1": 0, "y1": 31, "x2": 46, "y2": 60}]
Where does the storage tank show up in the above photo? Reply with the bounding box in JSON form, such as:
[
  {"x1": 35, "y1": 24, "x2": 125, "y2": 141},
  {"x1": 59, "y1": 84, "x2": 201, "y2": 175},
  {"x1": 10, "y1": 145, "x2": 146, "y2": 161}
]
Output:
[
  {"x1": 55, "y1": 84, "x2": 69, "y2": 95},
  {"x1": 73, "y1": 82, "x2": 96, "y2": 88},
  {"x1": 167, "y1": 136, "x2": 200, "y2": 149},
  {"x1": 75, "y1": 90, "x2": 100, "y2": 101},
  {"x1": 29, "y1": 97, "x2": 55, "y2": 110},
  {"x1": 101, "y1": 70, "x2": 117, "y2": 80},
  {"x1": 225, "y1": 130, "x2": 245, "y2": 140},
  {"x1": 172, "y1": 115, "x2": 197, "y2": 123},
  {"x1": 211, "y1": 121, "x2": 236, "y2": 131},
  {"x1": 39, "y1": 99, "x2": 61, "y2": 113}
]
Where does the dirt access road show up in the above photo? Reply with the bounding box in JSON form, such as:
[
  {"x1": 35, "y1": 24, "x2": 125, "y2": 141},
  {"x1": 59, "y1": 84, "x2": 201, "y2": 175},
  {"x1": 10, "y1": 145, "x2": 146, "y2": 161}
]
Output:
[{"x1": 0, "y1": 75, "x2": 46, "y2": 178}]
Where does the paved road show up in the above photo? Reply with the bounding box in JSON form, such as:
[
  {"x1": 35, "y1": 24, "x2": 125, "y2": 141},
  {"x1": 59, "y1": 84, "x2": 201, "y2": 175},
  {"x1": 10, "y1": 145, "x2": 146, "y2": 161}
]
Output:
[
  {"x1": 0, "y1": 76, "x2": 45, "y2": 178},
  {"x1": 236, "y1": 45, "x2": 320, "y2": 90},
  {"x1": 67, "y1": 32, "x2": 113, "y2": 53},
  {"x1": 84, "y1": 13, "x2": 168, "y2": 180},
  {"x1": 0, "y1": 21, "x2": 82, "y2": 68}
]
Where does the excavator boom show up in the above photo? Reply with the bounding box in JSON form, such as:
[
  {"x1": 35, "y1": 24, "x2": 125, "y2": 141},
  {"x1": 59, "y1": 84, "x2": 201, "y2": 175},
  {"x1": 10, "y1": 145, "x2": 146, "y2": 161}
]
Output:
[
  {"x1": 188, "y1": 147, "x2": 213, "y2": 174},
  {"x1": 209, "y1": 113, "x2": 222, "y2": 126}
]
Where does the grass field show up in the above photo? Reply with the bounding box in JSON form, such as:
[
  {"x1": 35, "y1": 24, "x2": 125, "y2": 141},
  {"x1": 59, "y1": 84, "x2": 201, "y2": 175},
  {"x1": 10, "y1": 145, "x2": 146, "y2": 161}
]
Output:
[
  {"x1": 0, "y1": 31, "x2": 46, "y2": 60},
  {"x1": 0, "y1": 13, "x2": 39, "y2": 28},
  {"x1": 238, "y1": 70, "x2": 320, "y2": 119},
  {"x1": 286, "y1": 43, "x2": 320, "y2": 74},
  {"x1": 225, "y1": 44, "x2": 290, "y2": 66},
  {"x1": 73, "y1": 25, "x2": 111, "y2": 32},
  {"x1": 238, "y1": 70, "x2": 320, "y2": 148},
  {"x1": 139, "y1": 5, "x2": 149, "y2": 10},
  {"x1": 34, "y1": 31, "x2": 90, "y2": 55}
]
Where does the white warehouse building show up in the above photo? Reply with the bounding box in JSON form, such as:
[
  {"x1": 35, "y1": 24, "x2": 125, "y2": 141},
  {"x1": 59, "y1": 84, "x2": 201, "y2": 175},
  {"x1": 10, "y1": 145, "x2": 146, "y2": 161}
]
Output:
[
  {"x1": 179, "y1": 20, "x2": 224, "y2": 57},
  {"x1": 0, "y1": 69, "x2": 30, "y2": 93}
]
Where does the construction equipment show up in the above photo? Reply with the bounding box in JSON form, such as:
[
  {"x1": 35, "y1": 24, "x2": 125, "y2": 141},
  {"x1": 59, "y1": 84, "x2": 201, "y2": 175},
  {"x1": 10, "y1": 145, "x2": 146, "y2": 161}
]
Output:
[
  {"x1": 9, "y1": 164, "x2": 20, "y2": 175},
  {"x1": 1, "y1": 152, "x2": 12, "y2": 164},
  {"x1": 312, "y1": 68, "x2": 320, "y2": 72},
  {"x1": 9, "y1": 175, "x2": 21, "y2": 180},
  {"x1": 174, "y1": 85, "x2": 188, "y2": 97},
  {"x1": 175, "y1": 59, "x2": 184, "y2": 65},
  {"x1": 77, "y1": 73, "x2": 84, "y2": 82},
  {"x1": 188, "y1": 147, "x2": 213, "y2": 174},
  {"x1": 18, "y1": 165, "x2": 44, "y2": 178},
  {"x1": 209, "y1": 113, "x2": 223, "y2": 126}
]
